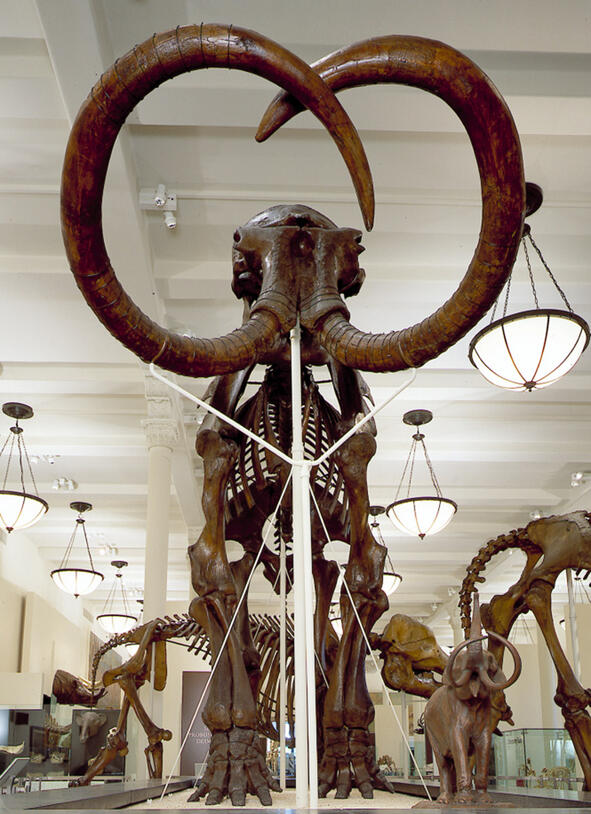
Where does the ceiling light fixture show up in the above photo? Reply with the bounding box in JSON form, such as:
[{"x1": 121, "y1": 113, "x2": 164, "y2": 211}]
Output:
[
  {"x1": 97, "y1": 560, "x2": 138, "y2": 635},
  {"x1": 386, "y1": 410, "x2": 457, "y2": 539},
  {"x1": 571, "y1": 471, "x2": 591, "y2": 488},
  {"x1": 52, "y1": 477, "x2": 78, "y2": 491},
  {"x1": 139, "y1": 186, "x2": 177, "y2": 230},
  {"x1": 469, "y1": 183, "x2": 589, "y2": 391},
  {"x1": 0, "y1": 402, "x2": 49, "y2": 533},
  {"x1": 369, "y1": 505, "x2": 402, "y2": 594},
  {"x1": 51, "y1": 502, "x2": 104, "y2": 597}
]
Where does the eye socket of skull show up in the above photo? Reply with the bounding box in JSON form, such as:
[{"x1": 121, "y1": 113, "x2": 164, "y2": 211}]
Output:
[
  {"x1": 231, "y1": 241, "x2": 263, "y2": 302},
  {"x1": 337, "y1": 230, "x2": 366, "y2": 298}
]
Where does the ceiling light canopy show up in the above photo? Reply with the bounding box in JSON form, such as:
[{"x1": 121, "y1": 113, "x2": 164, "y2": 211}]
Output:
[
  {"x1": 97, "y1": 560, "x2": 138, "y2": 635},
  {"x1": 469, "y1": 183, "x2": 589, "y2": 391},
  {"x1": 0, "y1": 402, "x2": 49, "y2": 533},
  {"x1": 51, "y1": 502, "x2": 103, "y2": 597},
  {"x1": 386, "y1": 411, "x2": 457, "y2": 539}
]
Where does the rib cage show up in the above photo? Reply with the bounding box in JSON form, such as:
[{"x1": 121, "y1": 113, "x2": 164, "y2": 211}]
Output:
[
  {"x1": 224, "y1": 367, "x2": 349, "y2": 552},
  {"x1": 91, "y1": 612, "x2": 295, "y2": 743}
]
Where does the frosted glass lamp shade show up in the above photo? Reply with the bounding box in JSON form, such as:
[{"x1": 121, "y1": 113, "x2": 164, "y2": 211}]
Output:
[
  {"x1": 382, "y1": 571, "x2": 402, "y2": 595},
  {"x1": 387, "y1": 496, "x2": 457, "y2": 539},
  {"x1": 469, "y1": 309, "x2": 589, "y2": 391},
  {"x1": 51, "y1": 567, "x2": 103, "y2": 597},
  {"x1": 0, "y1": 490, "x2": 48, "y2": 532},
  {"x1": 97, "y1": 613, "x2": 137, "y2": 634}
]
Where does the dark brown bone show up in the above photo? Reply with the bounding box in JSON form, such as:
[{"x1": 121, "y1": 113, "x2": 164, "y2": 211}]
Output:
[
  {"x1": 258, "y1": 36, "x2": 525, "y2": 371},
  {"x1": 61, "y1": 25, "x2": 374, "y2": 378},
  {"x1": 460, "y1": 511, "x2": 591, "y2": 791}
]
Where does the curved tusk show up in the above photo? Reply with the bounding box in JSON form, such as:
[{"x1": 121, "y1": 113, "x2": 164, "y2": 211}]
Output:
[
  {"x1": 258, "y1": 36, "x2": 525, "y2": 372},
  {"x1": 443, "y1": 635, "x2": 487, "y2": 688},
  {"x1": 61, "y1": 25, "x2": 374, "y2": 379},
  {"x1": 479, "y1": 631, "x2": 522, "y2": 691}
]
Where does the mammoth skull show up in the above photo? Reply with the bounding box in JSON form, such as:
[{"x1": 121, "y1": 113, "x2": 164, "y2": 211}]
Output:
[
  {"x1": 444, "y1": 594, "x2": 521, "y2": 699},
  {"x1": 61, "y1": 26, "x2": 524, "y2": 378}
]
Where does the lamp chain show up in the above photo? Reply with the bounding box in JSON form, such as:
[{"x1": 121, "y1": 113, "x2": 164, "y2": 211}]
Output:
[
  {"x1": 394, "y1": 435, "x2": 417, "y2": 501},
  {"x1": 395, "y1": 429, "x2": 442, "y2": 499},
  {"x1": 522, "y1": 237, "x2": 540, "y2": 309},
  {"x1": 393, "y1": 435, "x2": 416, "y2": 502},
  {"x1": 525, "y1": 231, "x2": 573, "y2": 312},
  {"x1": 420, "y1": 436, "x2": 443, "y2": 498},
  {"x1": 0, "y1": 432, "x2": 15, "y2": 490},
  {"x1": 57, "y1": 523, "x2": 78, "y2": 570},
  {"x1": 502, "y1": 268, "x2": 513, "y2": 318},
  {"x1": 489, "y1": 294, "x2": 499, "y2": 324},
  {"x1": 81, "y1": 520, "x2": 97, "y2": 574},
  {"x1": 20, "y1": 432, "x2": 40, "y2": 496}
]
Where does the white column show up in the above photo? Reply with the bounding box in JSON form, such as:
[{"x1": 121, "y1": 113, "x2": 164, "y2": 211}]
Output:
[
  {"x1": 142, "y1": 416, "x2": 178, "y2": 623},
  {"x1": 140, "y1": 397, "x2": 178, "y2": 776},
  {"x1": 448, "y1": 603, "x2": 464, "y2": 647},
  {"x1": 187, "y1": 525, "x2": 200, "y2": 601}
]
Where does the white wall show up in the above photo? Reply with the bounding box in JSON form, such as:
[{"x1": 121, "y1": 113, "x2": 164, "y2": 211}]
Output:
[
  {"x1": 501, "y1": 642, "x2": 544, "y2": 731},
  {"x1": 161, "y1": 601, "x2": 210, "y2": 777},
  {"x1": 0, "y1": 576, "x2": 24, "y2": 672},
  {"x1": 0, "y1": 528, "x2": 92, "y2": 695}
]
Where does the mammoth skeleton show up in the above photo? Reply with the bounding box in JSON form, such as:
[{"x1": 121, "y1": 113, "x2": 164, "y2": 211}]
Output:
[
  {"x1": 61, "y1": 24, "x2": 525, "y2": 805},
  {"x1": 460, "y1": 511, "x2": 591, "y2": 792}
]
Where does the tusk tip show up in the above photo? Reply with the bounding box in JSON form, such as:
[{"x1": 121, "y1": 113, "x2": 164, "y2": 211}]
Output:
[
  {"x1": 362, "y1": 207, "x2": 374, "y2": 232},
  {"x1": 256, "y1": 95, "x2": 292, "y2": 142}
]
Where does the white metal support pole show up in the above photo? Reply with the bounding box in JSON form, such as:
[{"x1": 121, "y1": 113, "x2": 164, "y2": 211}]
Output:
[
  {"x1": 291, "y1": 319, "x2": 309, "y2": 807},
  {"x1": 290, "y1": 318, "x2": 318, "y2": 808},
  {"x1": 279, "y1": 527, "x2": 287, "y2": 790},
  {"x1": 401, "y1": 691, "x2": 408, "y2": 780},
  {"x1": 566, "y1": 568, "x2": 581, "y2": 680},
  {"x1": 301, "y1": 458, "x2": 318, "y2": 807}
]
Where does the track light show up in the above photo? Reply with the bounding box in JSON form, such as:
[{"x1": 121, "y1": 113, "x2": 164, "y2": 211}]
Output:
[
  {"x1": 154, "y1": 184, "x2": 167, "y2": 207},
  {"x1": 164, "y1": 211, "x2": 177, "y2": 230}
]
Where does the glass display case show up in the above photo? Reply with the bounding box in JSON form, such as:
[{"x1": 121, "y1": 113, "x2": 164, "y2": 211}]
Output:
[
  {"x1": 493, "y1": 728, "x2": 578, "y2": 790},
  {"x1": 0, "y1": 698, "x2": 124, "y2": 783},
  {"x1": 406, "y1": 726, "x2": 580, "y2": 790}
]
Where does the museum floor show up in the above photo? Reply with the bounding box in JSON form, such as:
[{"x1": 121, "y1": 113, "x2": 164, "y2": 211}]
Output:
[{"x1": 125, "y1": 788, "x2": 418, "y2": 809}]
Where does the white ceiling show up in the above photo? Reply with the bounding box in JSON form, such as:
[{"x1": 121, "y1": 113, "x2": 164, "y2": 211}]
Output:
[{"x1": 1, "y1": 0, "x2": 591, "y2": 641}]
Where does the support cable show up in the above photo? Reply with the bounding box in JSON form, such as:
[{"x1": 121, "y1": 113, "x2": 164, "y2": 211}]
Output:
[
  {"x1": 159, "y1": 471, "x2": 293, "y2": 799},
  {"x1": 309, "y1": 485, "x2": 433, "y2": 801}
]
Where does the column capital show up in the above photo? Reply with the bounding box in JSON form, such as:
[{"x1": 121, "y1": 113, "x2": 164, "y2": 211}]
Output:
[{"x1": 142, "y1": 417, "x2": 179, "y2": 449}]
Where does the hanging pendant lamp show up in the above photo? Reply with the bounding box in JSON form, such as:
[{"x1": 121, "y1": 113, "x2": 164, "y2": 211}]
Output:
[
  {"x1": 97, "y1": 560, "x2": 138, "y2": 634},
  {"x1": 369, "y1": 505, "x2": 402, "y2": 594},
  {"x1": 51, "y1": 502, "x2": 104, "y2": 597},
  {"x1": 386, "y1": 411, "x2": 457, "y2": 539},
  {"x1": 0, "y1": 403, "x2": 49, "y2": 533},
  {"x1": 469, "y1": 183, "x2": 589, "y2": 391}
]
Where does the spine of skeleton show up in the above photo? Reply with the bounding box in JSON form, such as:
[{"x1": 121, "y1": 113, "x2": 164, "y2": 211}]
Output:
[{"x1": 459, "y1": 527, "x2": 532, "y2": 637}]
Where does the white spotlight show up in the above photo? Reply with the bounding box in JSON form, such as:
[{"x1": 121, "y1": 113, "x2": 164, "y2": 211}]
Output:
[
  {"x1": 164, "y1": 211, "x2": 177, "y2": 230},
  {"x1": 154, "y1": 184, "x2": 167, "y2": 207}
]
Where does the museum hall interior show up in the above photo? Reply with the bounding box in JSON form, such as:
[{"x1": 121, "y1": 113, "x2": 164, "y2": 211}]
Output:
[{"x1": 0, "y1": 1, "x2": 590, "y2": 810}]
